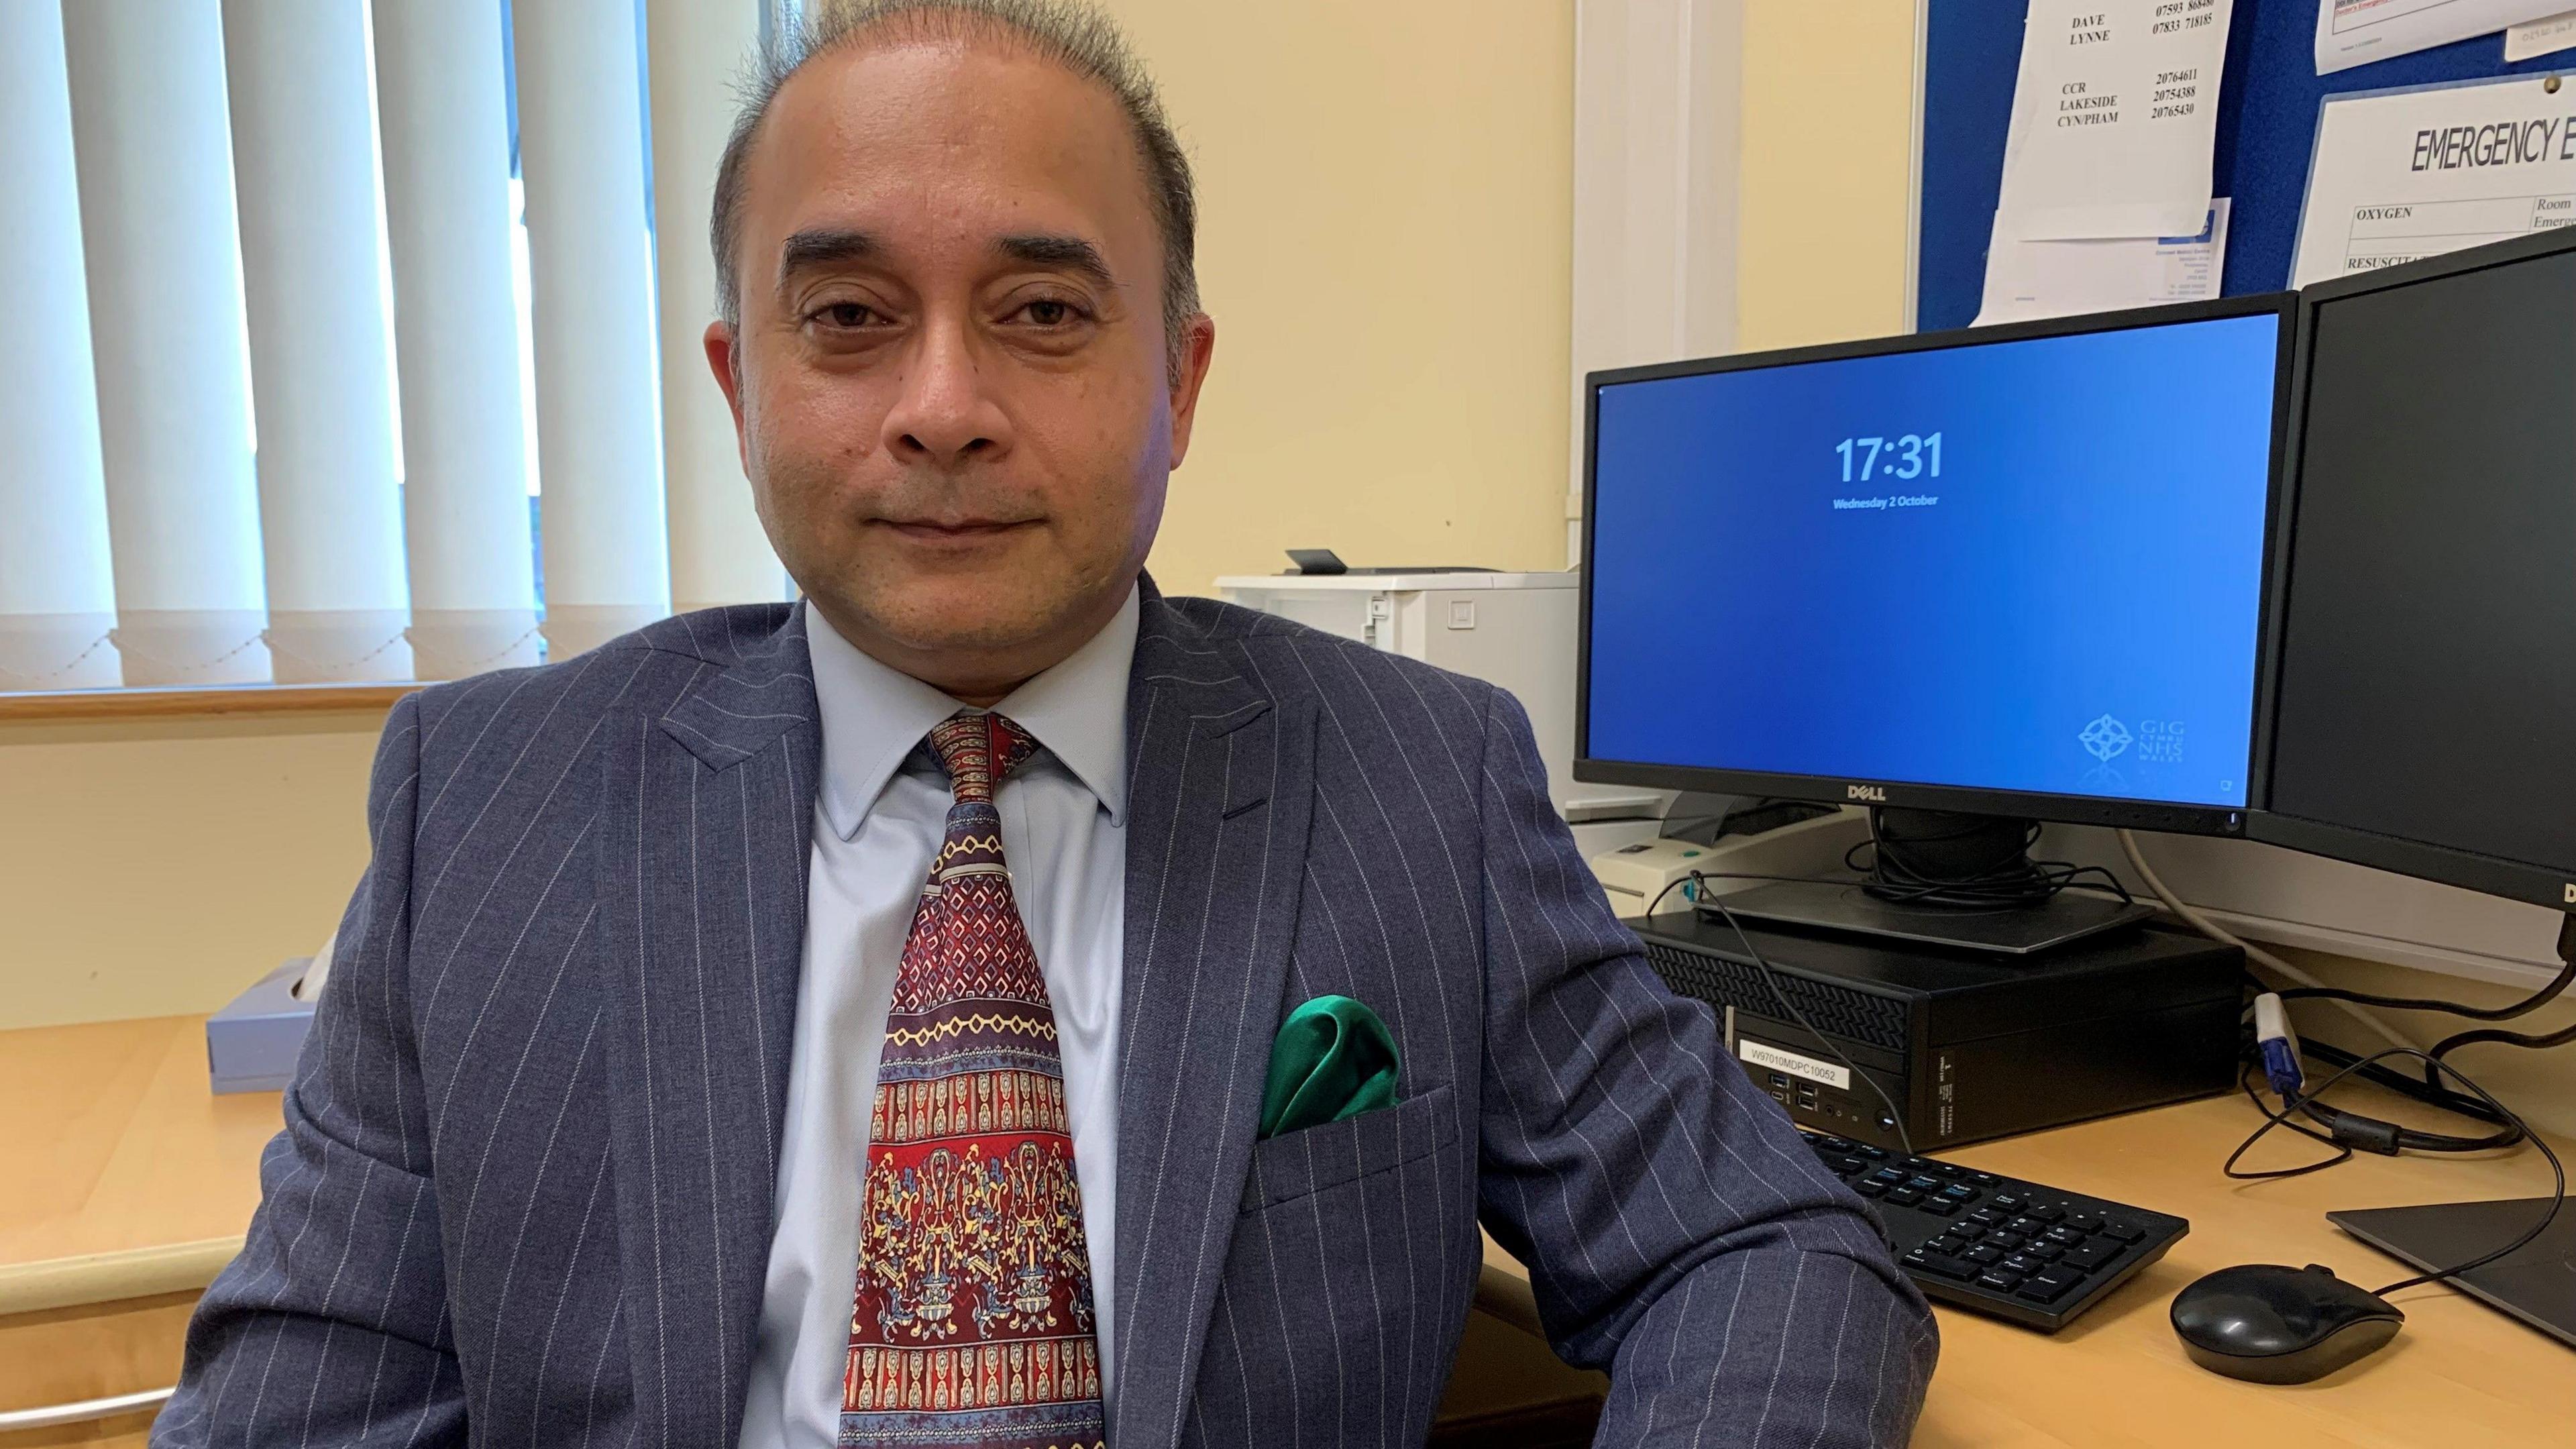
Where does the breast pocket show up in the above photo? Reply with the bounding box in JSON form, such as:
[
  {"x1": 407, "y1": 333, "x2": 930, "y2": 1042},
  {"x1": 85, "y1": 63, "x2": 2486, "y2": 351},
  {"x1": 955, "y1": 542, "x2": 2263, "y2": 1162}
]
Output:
[
  {"x1": 1196, "y1": 1084, "x2": 1467, "y2": 1447},
  {"x1": 1239, "y1": 1082, "x2": 1456, "y2": 1212}
]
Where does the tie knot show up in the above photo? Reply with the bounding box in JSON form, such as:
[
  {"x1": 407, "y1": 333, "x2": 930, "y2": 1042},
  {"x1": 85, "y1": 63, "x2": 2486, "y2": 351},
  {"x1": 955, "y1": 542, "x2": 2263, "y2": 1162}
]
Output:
[{"x1": 926, "y1": 710, "x2": 1038, "y2": 804}]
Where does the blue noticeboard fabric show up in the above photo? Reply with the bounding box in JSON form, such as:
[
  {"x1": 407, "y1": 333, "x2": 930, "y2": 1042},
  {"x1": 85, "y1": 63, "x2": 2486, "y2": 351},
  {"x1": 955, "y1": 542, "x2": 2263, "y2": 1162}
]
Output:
[{"x1": 1919, "y1": 1, "x2": 2573, "y2": 332}]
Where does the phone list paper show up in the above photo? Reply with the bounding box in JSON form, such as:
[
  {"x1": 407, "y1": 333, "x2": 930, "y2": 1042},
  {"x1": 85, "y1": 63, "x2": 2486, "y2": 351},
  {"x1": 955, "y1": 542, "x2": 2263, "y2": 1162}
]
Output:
[
  {"x1": 2292, "y1": 74, "x2": 2576, "y2": 285},
  {"x1": 1993, "y1": 0, "x2": 2237, "y2": 241}
]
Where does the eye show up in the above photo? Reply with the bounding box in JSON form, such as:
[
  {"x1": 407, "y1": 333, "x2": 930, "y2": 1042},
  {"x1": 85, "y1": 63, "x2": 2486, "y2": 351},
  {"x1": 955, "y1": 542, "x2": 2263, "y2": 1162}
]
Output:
[
  {"x1": 1008, "y1": 297, "x2": 1089, "y2": 328},
  {"x1": 807, "y1": 301, "x2": 881, "y2": 330}
]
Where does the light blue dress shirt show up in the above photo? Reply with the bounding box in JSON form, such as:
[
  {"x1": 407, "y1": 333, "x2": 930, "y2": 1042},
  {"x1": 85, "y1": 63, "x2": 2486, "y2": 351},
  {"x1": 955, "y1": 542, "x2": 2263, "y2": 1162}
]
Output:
[{"x1": 737, "y1": 590, "x2": 1135, "y2": 1449}]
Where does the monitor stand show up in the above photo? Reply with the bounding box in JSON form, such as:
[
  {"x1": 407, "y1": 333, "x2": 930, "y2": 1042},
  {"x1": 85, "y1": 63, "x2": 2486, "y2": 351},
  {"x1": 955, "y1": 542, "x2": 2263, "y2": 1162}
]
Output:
[
  {"x1": 1703, "y1": 806, "x2": 2154, "y2": 955},
  {"x1": 1712, "y1": 879, "x2": 2153, "y2": 956}
]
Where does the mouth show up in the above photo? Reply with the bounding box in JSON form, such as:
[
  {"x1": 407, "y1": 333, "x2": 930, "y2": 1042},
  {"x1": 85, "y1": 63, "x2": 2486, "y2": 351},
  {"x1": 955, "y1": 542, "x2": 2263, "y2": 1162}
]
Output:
[{"x1": 873, "y1": 518, "x2": 1041, "y2": 544}]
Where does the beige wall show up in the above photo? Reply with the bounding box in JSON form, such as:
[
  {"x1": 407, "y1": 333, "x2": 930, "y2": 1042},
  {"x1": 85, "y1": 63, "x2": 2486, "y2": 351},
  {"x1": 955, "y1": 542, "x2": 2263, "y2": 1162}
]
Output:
[
  {"x1": 0, "y1": 712, "x2": 384, "y2": 1030},
  {"x1": 1112, "y1": 0, "x2": 1578, "y2": 592},
  {"x1": 1737, "y1": 0, "x2": 1919, "y2": 351}
]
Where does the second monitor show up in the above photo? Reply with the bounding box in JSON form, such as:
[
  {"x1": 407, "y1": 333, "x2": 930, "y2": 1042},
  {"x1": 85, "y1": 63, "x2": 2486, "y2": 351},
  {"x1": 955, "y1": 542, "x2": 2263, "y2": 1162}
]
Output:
[{"x1": 1578, "y1": 297, "x2": 2296, "y2": 949}]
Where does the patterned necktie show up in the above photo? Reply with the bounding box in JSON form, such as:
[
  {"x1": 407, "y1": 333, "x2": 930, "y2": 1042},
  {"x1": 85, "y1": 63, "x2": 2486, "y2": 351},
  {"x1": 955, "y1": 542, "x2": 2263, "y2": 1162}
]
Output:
[{"x1": 840, "y1": 710, "x2": 1107, "y2": 1449}]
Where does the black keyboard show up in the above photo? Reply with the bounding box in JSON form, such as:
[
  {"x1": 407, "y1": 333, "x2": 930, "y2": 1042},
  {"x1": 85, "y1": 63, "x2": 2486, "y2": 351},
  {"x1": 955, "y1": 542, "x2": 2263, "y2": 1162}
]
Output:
[{"x1": 1800, "y1": 1128, "x2": 2188, "y2": 1332}]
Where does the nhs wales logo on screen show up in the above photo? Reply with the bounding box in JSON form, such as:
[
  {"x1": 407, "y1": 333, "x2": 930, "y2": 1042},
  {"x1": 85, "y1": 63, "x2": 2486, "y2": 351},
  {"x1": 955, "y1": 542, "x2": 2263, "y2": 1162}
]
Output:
[{"x1": 2080, "y1": 714, "x2": 2200, "y2": 794}]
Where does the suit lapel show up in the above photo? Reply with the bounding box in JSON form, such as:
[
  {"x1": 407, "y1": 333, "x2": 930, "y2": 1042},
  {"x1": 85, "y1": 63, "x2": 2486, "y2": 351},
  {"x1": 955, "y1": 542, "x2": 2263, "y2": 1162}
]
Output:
[
  {"x1": 1111, "y1": 589, "x2": 1317, "y2": 1449},
  {"x1": 596, "y1": 610, "x2": 819, "y2": 1446}
]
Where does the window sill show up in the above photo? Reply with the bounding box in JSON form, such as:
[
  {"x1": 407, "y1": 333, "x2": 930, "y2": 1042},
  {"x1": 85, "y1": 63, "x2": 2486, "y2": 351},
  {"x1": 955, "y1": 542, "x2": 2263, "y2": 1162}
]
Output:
[{"x1": 0, "y1": 683, "x2": 418, "y2": 724}]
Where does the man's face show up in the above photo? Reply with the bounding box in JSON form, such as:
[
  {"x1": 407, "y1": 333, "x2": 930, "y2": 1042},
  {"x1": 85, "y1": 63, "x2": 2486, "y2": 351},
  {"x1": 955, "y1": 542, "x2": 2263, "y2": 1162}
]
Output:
[{"x1": 708, "y1": 39, "x2": 1214, "y2": 699}]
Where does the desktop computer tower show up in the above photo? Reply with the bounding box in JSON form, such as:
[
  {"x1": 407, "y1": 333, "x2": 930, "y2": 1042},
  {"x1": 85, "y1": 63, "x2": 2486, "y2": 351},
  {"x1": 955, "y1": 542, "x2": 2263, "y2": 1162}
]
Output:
[{"x1": 1635, "y1": 912, "x2": 2243, "y2": 1151}]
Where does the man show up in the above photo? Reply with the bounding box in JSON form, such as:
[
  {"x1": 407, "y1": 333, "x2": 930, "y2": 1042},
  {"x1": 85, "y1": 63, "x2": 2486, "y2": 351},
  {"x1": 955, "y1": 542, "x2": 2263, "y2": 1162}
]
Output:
[{"x1": 159, "y1": 2, "x2": 1935, "y2": 1445}]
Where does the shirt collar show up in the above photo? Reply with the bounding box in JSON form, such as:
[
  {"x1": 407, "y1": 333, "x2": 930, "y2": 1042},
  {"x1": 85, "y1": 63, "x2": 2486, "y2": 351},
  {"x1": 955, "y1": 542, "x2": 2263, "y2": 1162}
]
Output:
[{"x1": 806, "y1": 585, "x2": 1138, "y2": 841}]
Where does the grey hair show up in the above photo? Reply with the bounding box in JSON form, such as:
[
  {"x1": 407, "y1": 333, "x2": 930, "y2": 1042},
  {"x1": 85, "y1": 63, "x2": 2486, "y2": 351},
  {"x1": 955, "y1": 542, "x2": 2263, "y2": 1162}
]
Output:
[{"x1": 708, "y1": 0, "x2": 1200, "y2": 363}]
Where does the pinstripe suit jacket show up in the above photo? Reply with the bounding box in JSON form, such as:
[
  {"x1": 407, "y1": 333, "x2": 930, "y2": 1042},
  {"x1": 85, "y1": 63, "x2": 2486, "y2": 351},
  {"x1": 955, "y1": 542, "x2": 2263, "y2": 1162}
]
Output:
[{"x1": 158, "y1": 585, "x2": 1935, "y2": 1448}]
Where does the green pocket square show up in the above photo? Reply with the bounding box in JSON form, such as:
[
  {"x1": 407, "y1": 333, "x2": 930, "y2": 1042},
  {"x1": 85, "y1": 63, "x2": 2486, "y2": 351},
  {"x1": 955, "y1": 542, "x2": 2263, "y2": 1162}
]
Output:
[{"x1": 1258, "y1": 995, "x2": 1400, "y2": 1139}]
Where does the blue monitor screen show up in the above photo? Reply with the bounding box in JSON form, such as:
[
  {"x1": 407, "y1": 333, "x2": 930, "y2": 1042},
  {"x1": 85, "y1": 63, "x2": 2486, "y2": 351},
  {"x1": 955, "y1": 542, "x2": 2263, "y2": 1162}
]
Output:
[{"x1": 1585, "y1": 311, "x2": 2281, "y2": 810}]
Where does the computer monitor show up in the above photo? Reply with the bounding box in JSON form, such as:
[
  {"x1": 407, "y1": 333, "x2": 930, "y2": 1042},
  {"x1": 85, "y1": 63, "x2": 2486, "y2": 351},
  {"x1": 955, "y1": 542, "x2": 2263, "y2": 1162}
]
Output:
[
  {"x1": 1577, "y1": 297, "x2": 2295, "y2": 841},
  {"x1": 2254, "y1": 229, "x2": 2576, "y2": 914}
]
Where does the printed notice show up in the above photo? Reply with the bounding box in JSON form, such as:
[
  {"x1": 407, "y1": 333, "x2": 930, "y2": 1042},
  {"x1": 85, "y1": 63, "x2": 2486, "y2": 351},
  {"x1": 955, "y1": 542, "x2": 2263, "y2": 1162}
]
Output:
[
  {"x1": 2317, "y1": 0, "x2": 2571, "y2": 75},
  {"x1": 2292, "y1": 74, "x2": 2576, "y2": 285},
  {"x1": 1979, "y1": 199, "x2": 2232, "y2": 323},
  {"x1": 1993, "y1": 0, "x2": 2237, "y2": 241},
  {"x1": 2504, "y1": 9, "x2": 2576, "y2": 59}
]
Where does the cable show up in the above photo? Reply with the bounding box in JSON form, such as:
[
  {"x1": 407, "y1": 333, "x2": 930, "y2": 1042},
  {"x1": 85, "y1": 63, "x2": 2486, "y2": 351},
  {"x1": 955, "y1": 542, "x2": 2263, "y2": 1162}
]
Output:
[
  {"x1": 1847, "y1": 811, "x2": 2134, "y2": 911},
  {"x1": 2117, "y1": 828, "x2": 2416, "y2": 1055},
  {"x1": 2226, "y1": 1040, "x2": 2565, "y2": 1297},
  {"x1": 2296, "y1": 1036, "x2": 2517, "y2": 1130},
  {"x1": 1693, "y1": 873, "x2": 1917, "y2": 1158}
]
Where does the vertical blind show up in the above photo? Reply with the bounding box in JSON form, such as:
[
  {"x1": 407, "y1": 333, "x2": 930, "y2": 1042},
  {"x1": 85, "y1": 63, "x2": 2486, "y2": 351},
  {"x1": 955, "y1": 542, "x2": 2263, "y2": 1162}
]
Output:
[{"x1": 0, "y1": 0, "x2": 792, "y2": 692}]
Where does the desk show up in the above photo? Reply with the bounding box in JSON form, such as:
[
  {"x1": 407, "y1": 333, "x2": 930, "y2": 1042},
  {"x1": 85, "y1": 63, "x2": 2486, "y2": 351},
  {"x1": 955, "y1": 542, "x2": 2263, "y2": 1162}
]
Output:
[
  {"x1": 1, "y1": 1016, "x2": 277, "y2": 1444},
  {"x1": 11, "y1": 1017, "x2": 2574, "y2": 1444},
  {"x1": 1482, "y1": 1083, "x2": 2576, "y2": 1444}
]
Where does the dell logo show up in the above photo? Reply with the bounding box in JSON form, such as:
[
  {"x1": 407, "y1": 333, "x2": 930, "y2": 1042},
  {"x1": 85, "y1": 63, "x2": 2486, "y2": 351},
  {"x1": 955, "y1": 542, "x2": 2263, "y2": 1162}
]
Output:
[{"x1": 1847, "y1": 784, "x2": 1888, "y2": 803}]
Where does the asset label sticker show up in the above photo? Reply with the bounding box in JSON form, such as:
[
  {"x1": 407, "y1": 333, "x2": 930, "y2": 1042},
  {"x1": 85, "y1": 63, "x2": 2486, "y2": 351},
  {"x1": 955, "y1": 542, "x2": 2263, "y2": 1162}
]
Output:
[{"x1": 1739, "y1": 1038, "x2": 1851, "y2": 1091}]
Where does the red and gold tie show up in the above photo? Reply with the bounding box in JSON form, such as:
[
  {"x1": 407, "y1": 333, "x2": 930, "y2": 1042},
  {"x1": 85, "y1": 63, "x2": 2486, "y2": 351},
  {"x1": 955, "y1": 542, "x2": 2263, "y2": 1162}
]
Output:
[{"x1": 839, "y1": 711, "x2": 1107, "y2": 1449}]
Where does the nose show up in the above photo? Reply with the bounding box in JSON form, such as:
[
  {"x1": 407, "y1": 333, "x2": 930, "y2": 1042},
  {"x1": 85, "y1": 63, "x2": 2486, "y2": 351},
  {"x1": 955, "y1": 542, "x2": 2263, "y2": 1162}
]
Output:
[{"x1": 880, "y1": 319, "x2": 1010, "y2": 469}]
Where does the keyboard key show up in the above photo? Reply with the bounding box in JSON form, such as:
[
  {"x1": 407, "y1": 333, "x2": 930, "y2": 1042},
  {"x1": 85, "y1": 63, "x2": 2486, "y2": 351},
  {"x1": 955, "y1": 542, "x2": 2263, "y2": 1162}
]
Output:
[
  {"x1": 1913, "y1": 1252, "x2": 1976, "y2": 1281},
  {"x1": 1919, "y1": 1197, "x2": 1960, "y2": 1216},
  {"x1": 1967, "y1": 1171, "x2": 2001, "y2": 1186},
  {"x1": 1938, "y1": 1183, "x2": 1978, "y2": 1203},
  {"x1": 1927, "y1": 1234, "x2": 1967, "y2": 1255},
  {"x1": 2064, "y1": 1212, "x2": 2104, "y2": 1234},
  {"x1": 2017, "y1": 1268, "x2": 2082, "y2": 1303},
  {"x1": 2060, "y1": 1242, "x2": 2116, "y2": 1271},
  {"x1": 1854, "y1": 1180, "x2": 1888, "y2": 1197},
  {"x1": 1816, "y1": 1136, "x2": 1855, "y2": 1152},
  {"x1": 1899, "y1": 1157, "x2": 1936, "y2": 1173},
  {"x1": 2001, "y1": 1253, "x2": 2045, "y2": 1276},
  {"x1": 1869, "y1": 1167, "x2": 1907, "y2": 1186},
  {"x1": 1907, "y1": 1175, "x2": 1944, "y2": 1193},
  {"x1": 2025, "y1": 1241, "x2": 2064, "y2": 1262},
  {"x1": 2022, "y1": 1202, "x2": 2068, "y2": 1224},
  {"x1": 1854, "y1": 1144, "x2": 1890, "y2": 1159},
  {"x1": 1886, "y1": 1187, "x2": 1926, "y2": 1207},
  {"x1": 1964, "y1": 1244, "x2": 2006, "y2": 1266},
  {"x1": 2042, "y1": 1226, "x2": 2086, "y2": 1247},
  {"x1": 1831, "y1": 1156, "x2": 1868, "y2": 1177},
  {"x1": 2097, "y1": 1220, "x2": 2147, "y2": 1244},
  {"x1": 1965, "y1": 1208, "x2": 2006, "y2": 1227},
  {"x1": 1989, "y1": 1194, "x2": 2027, "y2": 1214},
  {"x1": 1951, "y1": 1220, "x2": 1988, "y2": 1240},
  {"x1": 1976, "y1": 1269, "x2": 2026, "y2": 1293},
  {"x1": 2004, "y1": 1217, "x2": 2047, "y2": 1238},
  {"x1": 1985, "y1": 1231, "x2": 2026, "y2": 1250}
]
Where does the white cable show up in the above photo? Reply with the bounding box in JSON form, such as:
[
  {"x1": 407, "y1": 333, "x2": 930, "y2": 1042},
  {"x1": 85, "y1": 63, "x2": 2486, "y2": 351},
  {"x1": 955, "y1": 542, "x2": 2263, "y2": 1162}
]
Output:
[{"x1": 2116, "y1": 828, "x2": 2415, "y2": 1054}]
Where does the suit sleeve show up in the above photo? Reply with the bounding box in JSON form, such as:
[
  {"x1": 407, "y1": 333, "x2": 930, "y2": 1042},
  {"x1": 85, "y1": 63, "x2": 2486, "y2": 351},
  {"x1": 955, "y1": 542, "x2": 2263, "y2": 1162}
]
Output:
[
  {"x1": 1469, "y1": 684, "x2": 1937, "y2": 1448},
  {"x1": 155, "y1": 691, "x2": 468, "y2": 1448}
]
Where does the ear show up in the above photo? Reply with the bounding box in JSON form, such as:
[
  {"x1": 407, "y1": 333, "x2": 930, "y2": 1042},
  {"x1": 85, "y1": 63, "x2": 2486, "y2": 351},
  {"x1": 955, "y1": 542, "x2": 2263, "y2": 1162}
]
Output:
[
  {"x1": 1165, "y1": 311, "x2": 1218, "y2": 470},
  {"x1": 704, "y1": 320, "x2": 751, "y2": 472}
]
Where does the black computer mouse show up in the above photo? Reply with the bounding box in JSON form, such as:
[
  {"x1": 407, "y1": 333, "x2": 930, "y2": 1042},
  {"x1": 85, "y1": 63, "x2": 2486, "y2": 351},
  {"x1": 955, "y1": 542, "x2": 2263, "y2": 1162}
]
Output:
[{"x1": 2169, "y1": 1263, "x2": 2405, "y2": 1384}]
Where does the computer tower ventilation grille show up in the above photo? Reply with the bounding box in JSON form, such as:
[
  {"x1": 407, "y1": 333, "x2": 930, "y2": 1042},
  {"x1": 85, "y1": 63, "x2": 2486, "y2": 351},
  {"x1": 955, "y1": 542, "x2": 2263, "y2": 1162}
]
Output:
[{"x1": 1643, "y1": 940, "x2": 1909, "y2": 1053}]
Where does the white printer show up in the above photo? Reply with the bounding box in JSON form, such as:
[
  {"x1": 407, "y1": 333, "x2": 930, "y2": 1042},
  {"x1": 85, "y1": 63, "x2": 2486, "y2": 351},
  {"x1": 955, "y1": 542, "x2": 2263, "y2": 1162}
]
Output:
[{"x1": 1213, "y1": 563, "x2": 1672, "y2": 856}]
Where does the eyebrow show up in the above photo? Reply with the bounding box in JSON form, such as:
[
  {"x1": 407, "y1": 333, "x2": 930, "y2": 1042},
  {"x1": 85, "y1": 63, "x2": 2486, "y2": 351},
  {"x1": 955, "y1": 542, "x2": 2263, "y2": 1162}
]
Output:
[
  {"x1": 770, "y1": 227, "x2": 1117, "y2": 294},
  {"x1": 996, "y1": 233, "x2": 1116, "y2": 291},
  {"x1": 775, "y1": 228, "x2": 879, "y2": 290}
]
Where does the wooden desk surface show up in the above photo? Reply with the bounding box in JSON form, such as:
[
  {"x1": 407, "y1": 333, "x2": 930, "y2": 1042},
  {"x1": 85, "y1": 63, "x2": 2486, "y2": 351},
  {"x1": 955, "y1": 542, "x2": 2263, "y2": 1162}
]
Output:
[
  {"x1": 0, "y1": 1016, "x2": 278, "y2": 1314},
  {"x1": 1487, "y1": 1087, "x2": 2576, "y2": 1445},
  {"x1": 13, "y1": 1018, "x2": 2575, "y2": 1442}
]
